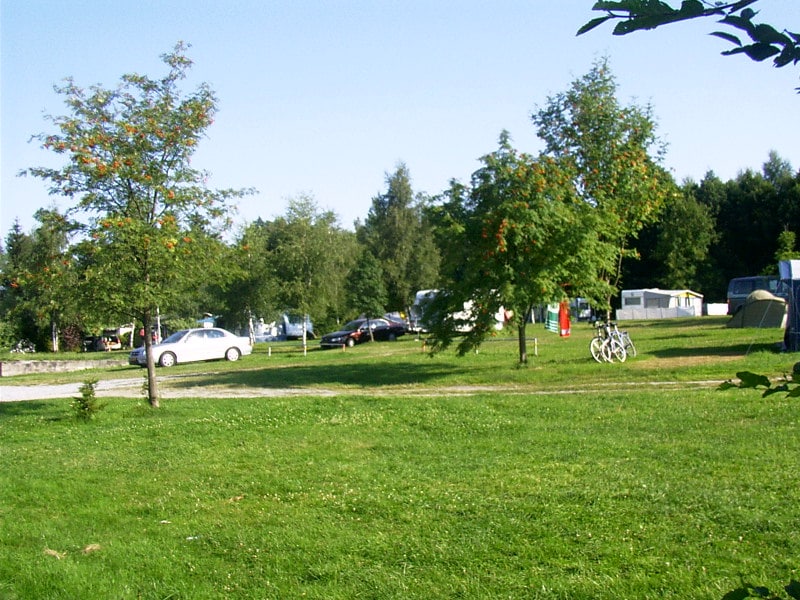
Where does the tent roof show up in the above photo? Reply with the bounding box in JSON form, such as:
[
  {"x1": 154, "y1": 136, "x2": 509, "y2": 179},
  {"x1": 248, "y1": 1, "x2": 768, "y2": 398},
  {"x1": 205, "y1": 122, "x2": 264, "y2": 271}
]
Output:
[{"x1": 746, "y1": 289, "x2": 784, "y2": 304}]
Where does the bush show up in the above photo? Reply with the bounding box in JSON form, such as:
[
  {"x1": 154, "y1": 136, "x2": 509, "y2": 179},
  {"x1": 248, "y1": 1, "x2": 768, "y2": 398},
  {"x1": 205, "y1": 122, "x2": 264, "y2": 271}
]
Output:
[{"x1": 70, "y1": 378, "x2": 105, "y2": 421}]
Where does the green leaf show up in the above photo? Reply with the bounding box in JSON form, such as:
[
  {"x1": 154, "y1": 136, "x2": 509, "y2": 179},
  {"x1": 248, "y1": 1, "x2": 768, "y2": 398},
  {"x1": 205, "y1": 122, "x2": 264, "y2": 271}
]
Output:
[
  {"x1": 613, "y1": 16, "x2": 669, "y2": 34},
  {"x1": 577, "y1": 16, "x2": 615, "y2": 36},
  {"x1": 739, "y1": 43, "x2": 781, "y2": 62},
  {"x1": 720, "y1": 15, "x2": 756, "y2": 36},
  {"x1": 774, "y1": 44, "x2": 798, "y2": 68},
  {"x1": 735, "y1": 371, "x2": 771, "y2": 389},
  {"x1": 762, "y1": 383, "x2": 789, "y2": 398},
  {"x1": 720, "y1": 588, "x2": 750, "y2": 600},
  {"x1": 785, "y1": 579, "x2": 800, "y2": 600},
  {"x1": 591, "y1": 1, "x2": 640, "y2": 10},
  {"x1": 678, "y1": 0, "x2": 704, "y2": 18},
  {"x1": 751, "y1": 23, "x2": 792, "y2": 46},
  {"x1": 711, "y1": 31, "x2": 743, "y2": 46},
  {"x1": 740, "y1": 7, "x2": 756, "y2": 21}
]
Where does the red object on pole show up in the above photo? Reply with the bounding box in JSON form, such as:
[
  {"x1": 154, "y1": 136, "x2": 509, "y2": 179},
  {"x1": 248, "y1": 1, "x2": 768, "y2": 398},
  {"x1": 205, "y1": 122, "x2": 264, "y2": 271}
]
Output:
[{"x1": 558, "y1": 301, "x2": 571, "y2": 337}]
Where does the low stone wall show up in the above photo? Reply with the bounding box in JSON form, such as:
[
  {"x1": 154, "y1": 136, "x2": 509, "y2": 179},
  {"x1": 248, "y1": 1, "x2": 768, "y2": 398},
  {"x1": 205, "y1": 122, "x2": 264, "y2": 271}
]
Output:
[{"x1": 0, "y1": 359, "x2": 129, "y2": 377}]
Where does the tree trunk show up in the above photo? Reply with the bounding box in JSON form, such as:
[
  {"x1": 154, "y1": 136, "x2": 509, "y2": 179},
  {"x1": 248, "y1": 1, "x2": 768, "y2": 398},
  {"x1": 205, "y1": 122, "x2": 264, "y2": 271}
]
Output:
[
  {"x1": 50, "y1": 317, "x2": 59, "y2": 353},
  {"x1": 142, "y1": 310, "x2": 160, "y2": 408},
  {"x1": 517, "y1": 321, "x2": 528, "y2": 365}
]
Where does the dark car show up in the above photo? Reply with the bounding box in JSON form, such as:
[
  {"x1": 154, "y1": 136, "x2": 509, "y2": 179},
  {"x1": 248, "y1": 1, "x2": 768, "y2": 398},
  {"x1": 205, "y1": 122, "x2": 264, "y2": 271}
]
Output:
[{"x1": 320, "y1": 317, "x2": 405, "y2": 348}]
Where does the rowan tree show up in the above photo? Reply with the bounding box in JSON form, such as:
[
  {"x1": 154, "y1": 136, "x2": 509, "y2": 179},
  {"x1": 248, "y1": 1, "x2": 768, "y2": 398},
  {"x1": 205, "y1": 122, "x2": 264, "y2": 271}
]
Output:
[
  {"x1": 532, "y1": 58, "x2": 674, "y2": 315},
  {"x1": 426, "y1": 132, "x2": 614, "y2": 364},
  {"x1": 22, "y1": 42, "x2": 252, "y2": 407}
]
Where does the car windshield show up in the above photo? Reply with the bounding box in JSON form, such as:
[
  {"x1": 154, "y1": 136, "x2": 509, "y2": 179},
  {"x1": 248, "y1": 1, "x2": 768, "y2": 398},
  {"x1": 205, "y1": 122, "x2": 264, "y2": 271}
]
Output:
[
  {"x1": 342, "y1": 320, "x2": 365, "y2": 331},
  {"x1": 161, "y1": 330, "x2": 189, "y2": 344}
]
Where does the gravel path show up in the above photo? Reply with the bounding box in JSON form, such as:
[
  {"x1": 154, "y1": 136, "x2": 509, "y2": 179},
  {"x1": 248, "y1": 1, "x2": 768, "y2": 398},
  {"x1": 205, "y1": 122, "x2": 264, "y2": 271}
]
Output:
[
  {"x1": 0, "y1": 377, "x2": 348, "y2": 402},
  {"x1": 0, "y1": 378, "x2": 145, "y2": 402},
  {"x1": 1, "y1": 377, "x2": 728, "y2": 402}
]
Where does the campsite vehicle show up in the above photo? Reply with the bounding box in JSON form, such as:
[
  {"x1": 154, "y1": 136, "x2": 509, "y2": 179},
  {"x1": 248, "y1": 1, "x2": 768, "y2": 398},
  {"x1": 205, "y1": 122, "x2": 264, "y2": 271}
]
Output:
[
  {"x1": 129, "y1": 327, "x2": 252, "y2": 367},
  {"x1": 319, "y1": 318, "x2": 405, "y2": 348},
  {"x1": 253, "y1": 313, "x2": 314, "y2": 342},
  {"x1": 408, "y1": 289, "x2": 505, "y2": 333},
  {"x1": 616, "y1": 288, "x2": 704, "y2": 320},
  {"x1": 726, "y1": 276, "x2": 789, "y2": 315},
  {"x1": 281, "y1": 313, "x2": 314, "y2": 340}
]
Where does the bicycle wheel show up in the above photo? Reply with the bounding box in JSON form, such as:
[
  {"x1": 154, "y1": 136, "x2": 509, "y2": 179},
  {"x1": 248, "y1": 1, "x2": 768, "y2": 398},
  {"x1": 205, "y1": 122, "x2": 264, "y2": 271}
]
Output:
[
  {"x1": 623, "y1": 334, "x2": 637, "y2": 358},
  {"x1": 590, "y1": 337, "x2": 607, "y2": 363},
  {"x1": 609, "y1": 339, "x2": 627, "y2": 362}
]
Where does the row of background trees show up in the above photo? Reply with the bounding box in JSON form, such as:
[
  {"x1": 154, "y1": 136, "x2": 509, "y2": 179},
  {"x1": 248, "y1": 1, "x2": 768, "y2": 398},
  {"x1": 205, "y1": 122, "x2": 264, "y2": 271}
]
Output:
[
  {"x1": 1, "y1": 52, "x2": 798, "y2": 362},
  {"x1": 4, "y1": 147, "x2": 798, "y2": 350}
]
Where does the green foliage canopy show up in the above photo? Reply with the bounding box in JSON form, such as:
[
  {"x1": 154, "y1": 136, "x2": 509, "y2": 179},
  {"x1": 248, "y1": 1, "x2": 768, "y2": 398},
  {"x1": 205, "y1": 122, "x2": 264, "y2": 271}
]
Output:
[
  {"x1": 532, "y1": 58, "x2": 675, "y2": 310},
  {"x1": 426, "y1": 132, "x2": 614, "y2": 363},
  {"x1": 21, "y1": 42, "x2": 253, "y2": 406}
]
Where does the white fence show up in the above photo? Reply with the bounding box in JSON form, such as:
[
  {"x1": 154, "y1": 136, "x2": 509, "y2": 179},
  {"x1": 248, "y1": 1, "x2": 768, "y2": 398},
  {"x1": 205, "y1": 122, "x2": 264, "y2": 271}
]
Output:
[{"x1": 615, "y1": 306, "x2": 699, "y2": 321}]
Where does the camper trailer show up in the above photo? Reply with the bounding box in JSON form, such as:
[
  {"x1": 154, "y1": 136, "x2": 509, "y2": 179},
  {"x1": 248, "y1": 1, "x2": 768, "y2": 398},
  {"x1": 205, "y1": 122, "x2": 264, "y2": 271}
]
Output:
[
  {"x1": 616, "y1": 288, "x2": 703, "y2": 320},
  {"x1": 409, "y1": 289, "x2": 504, "y2": 333},
  {"x1": 253, "y1": 313, "x2": 314, "y2": 342}
]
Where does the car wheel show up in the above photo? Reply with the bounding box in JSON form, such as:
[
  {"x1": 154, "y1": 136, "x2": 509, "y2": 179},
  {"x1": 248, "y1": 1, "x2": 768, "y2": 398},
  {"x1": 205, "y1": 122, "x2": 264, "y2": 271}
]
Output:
[
  {"x1": 159, "y1": 352, "x2": 176, "y2": 367},
  {"x1": 225, "y1": 347, "x2": 241, "y2": 362},
  {"x1": 346, "y1": 337, "x2": 356, "y2": 348},
  {"x1": 388, "y1": 332, "x2": 397, "y2": 341}
]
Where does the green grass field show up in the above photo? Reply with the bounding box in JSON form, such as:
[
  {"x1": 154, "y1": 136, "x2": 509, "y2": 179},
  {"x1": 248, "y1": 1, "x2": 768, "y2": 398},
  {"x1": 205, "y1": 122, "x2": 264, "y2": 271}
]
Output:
[{"x1": 1, "y1": 318, "x2": 798, "y2": 599}]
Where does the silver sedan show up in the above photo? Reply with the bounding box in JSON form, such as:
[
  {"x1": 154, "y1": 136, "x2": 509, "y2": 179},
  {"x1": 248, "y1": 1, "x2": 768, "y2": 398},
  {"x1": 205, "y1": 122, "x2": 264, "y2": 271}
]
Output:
[{"x1": 129, "y1": 327, "x2": 252, "y2": 367}]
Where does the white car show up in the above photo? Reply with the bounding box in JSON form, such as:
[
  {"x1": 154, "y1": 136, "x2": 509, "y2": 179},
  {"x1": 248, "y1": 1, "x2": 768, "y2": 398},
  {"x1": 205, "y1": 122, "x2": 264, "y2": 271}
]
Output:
[{"x1": 129, "y1": 327, "x2": 252, "y2": 367}]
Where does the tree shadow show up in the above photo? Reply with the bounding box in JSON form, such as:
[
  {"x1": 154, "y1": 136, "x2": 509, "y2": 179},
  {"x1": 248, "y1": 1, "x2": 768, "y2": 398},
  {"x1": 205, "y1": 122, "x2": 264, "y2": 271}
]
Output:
[
  {"x1": 0, "y1": 400, "x2": 67, "y2": 420},
  {"x1": 650, "y1": 341, "x2": 780, "y2": 359},
  {"x1": 168, "y1": 360, "x2": 471, "y2": 391}
]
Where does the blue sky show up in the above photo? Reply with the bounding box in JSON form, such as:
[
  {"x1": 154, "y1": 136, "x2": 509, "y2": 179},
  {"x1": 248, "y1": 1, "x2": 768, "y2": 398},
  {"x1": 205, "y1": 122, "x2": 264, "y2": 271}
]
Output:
[{"x1": 2, "y1": 1, "x2": 798, "y2": 237}]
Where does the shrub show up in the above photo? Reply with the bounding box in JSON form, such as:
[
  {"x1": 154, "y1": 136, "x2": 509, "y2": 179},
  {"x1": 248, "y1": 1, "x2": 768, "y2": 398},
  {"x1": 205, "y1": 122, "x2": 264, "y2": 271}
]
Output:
[{"x1": 70, "y1": 377, "x2": 105, "y2": 421}]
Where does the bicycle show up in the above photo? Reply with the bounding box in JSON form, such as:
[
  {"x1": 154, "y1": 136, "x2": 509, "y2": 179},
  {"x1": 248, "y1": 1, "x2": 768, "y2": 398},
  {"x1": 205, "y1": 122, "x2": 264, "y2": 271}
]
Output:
[
  {"x1": 589, "y1": 321, "x2": 626, "y2": 363},
  {"x1": 10, "y1": 339, "x2": 36, "y2": 354},
  {"x1": 610, "y1": 322, "x2": 636, "y2": 358}
]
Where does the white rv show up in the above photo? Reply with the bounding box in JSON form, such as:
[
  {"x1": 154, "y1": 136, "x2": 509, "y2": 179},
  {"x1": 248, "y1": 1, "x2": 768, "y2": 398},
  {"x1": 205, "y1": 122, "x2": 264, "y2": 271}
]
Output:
[{"x1": 409, "y1": 289, "x2": 504, "y2": 333}]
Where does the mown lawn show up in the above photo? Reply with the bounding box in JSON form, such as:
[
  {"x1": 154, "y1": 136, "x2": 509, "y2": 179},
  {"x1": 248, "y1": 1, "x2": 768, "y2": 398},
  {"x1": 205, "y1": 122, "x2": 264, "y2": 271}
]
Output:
[{"x1": 1, "y1": 318, "x2": 798, "y2": 599}]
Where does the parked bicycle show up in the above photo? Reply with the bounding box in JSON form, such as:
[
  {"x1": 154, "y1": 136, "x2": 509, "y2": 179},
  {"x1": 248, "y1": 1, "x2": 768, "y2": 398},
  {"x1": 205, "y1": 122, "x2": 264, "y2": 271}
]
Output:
[
  {"x1": 10, "y1": 339, "x2": 36, "y2": 354},
  {"x1": 589, "y1": 321, "x2": 627, "y2": 363},
  {"x1": 611, "y1": 322, "x2": 636, "y2": 358}
]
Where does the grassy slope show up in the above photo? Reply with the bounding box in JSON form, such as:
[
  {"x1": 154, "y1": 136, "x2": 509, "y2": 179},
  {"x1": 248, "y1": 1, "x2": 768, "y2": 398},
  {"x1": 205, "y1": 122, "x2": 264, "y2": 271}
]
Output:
[{"x1": 0, "y1": 318, "x2": 798, "y2": 599}]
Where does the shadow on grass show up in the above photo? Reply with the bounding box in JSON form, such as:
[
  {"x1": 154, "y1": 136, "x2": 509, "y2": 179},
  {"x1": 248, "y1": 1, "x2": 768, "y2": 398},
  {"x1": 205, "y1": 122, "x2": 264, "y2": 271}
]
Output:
[
  {"x1": 169, "y1": 360, "x2": 472, "y2": 391},
  {"x1": 0, "y1": 400, "x2": 67, "y2": 419},
  {"x1": 650, "y1": 341, "x2": 779, "y2": 359}
]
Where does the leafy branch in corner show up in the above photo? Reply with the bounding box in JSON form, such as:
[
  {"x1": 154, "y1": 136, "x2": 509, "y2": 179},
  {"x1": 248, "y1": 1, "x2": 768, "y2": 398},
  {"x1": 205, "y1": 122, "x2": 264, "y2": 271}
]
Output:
[
  {"x1": 721, "y1": 578, "x2": 800, "y2": 600},
  {"x1": 718, "y1": 369, "x2": 800, "y2": 398},
  {"x1": 578, "y1": 1, "x2": 800, "y2": 92}
]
